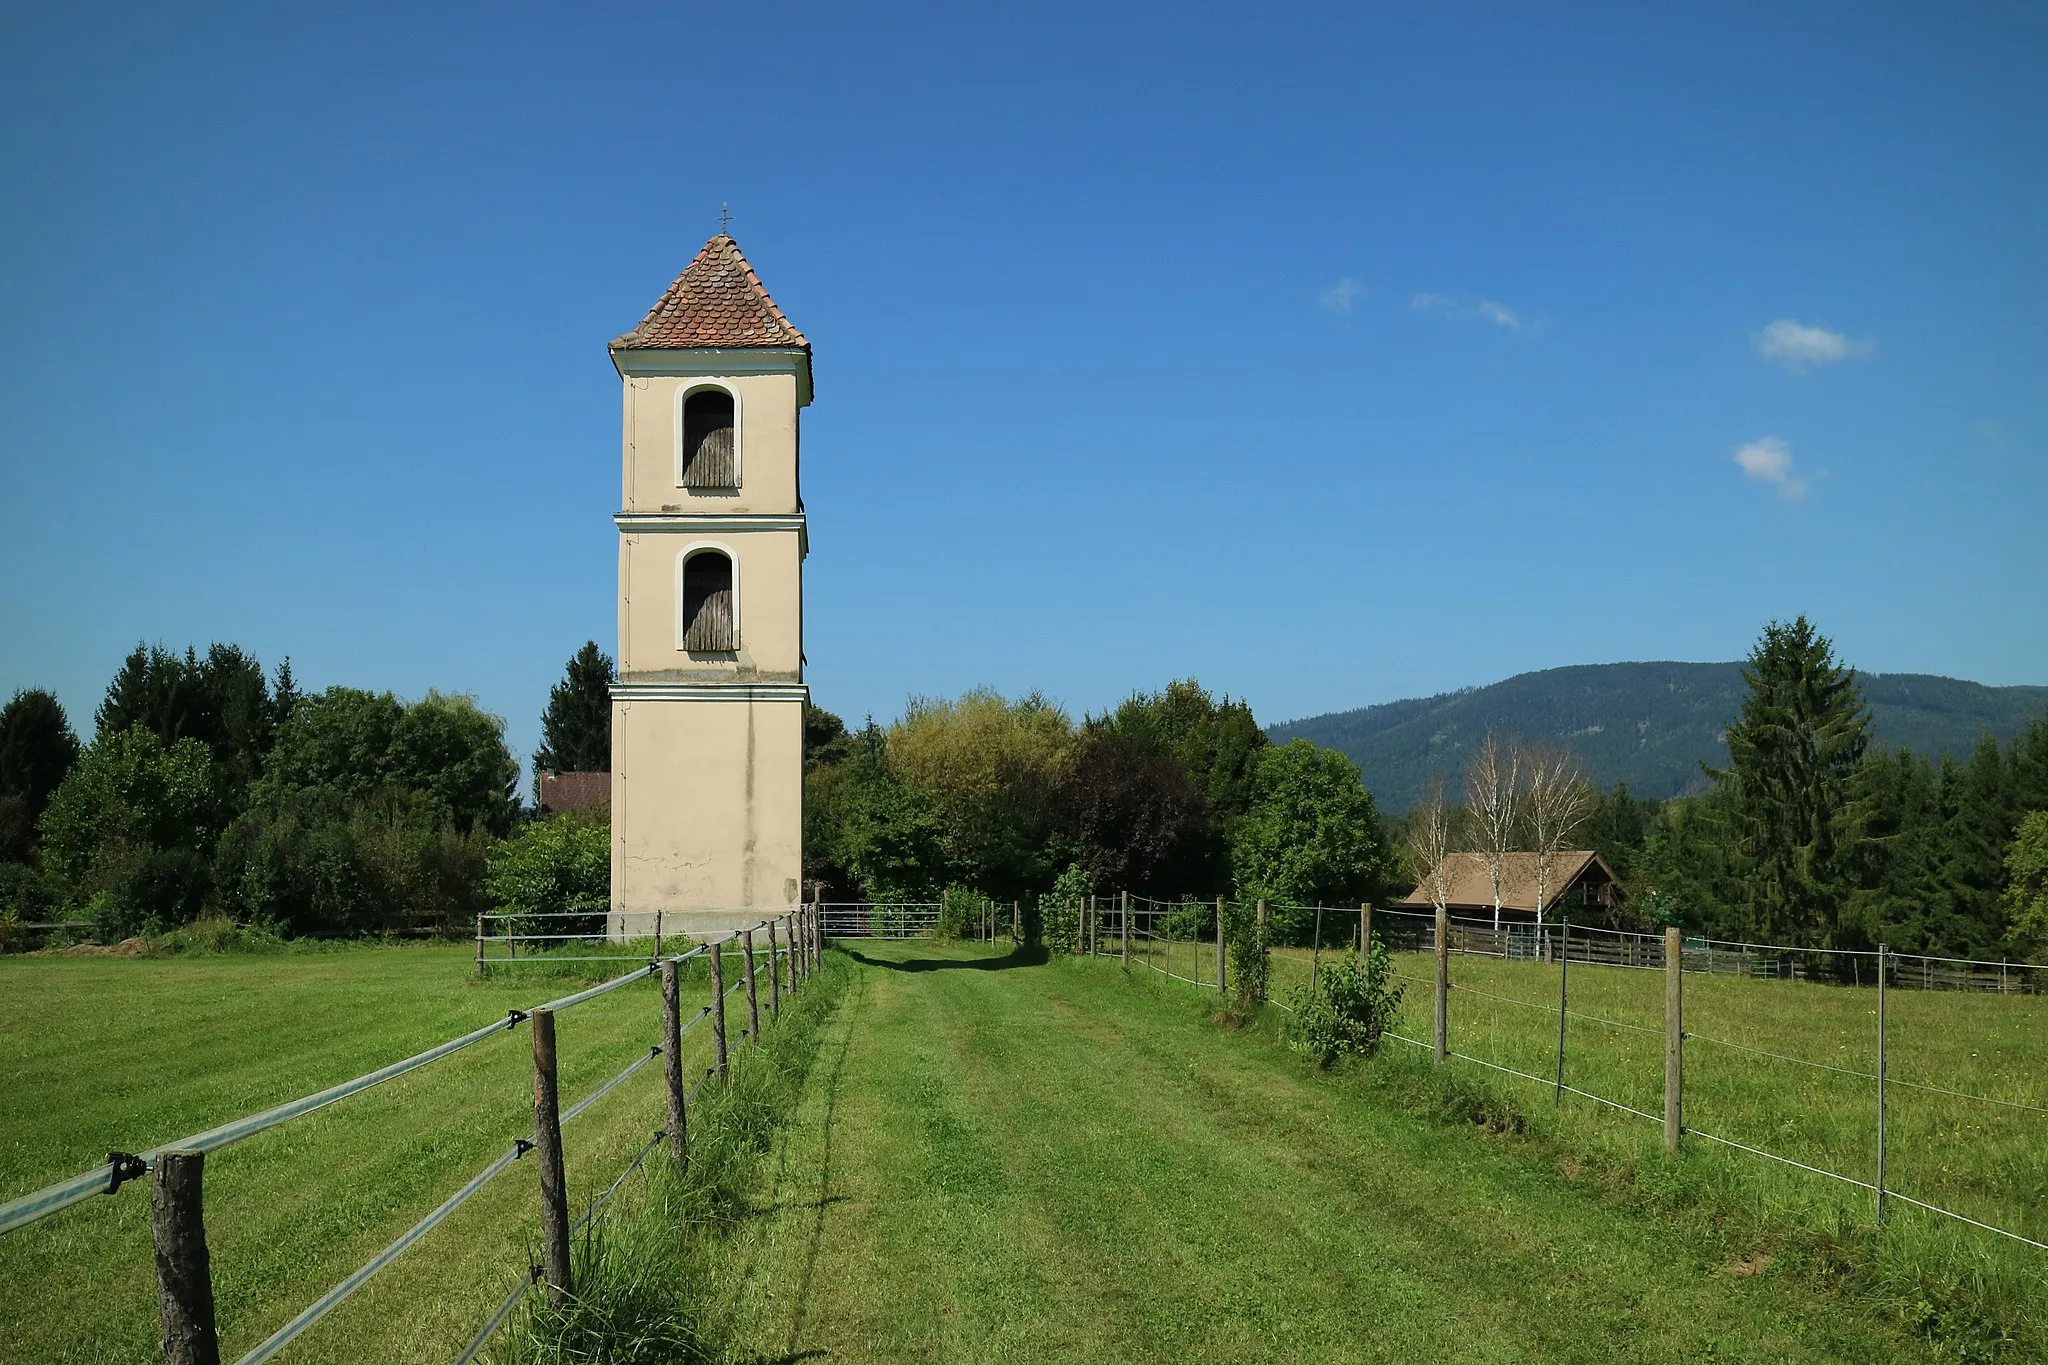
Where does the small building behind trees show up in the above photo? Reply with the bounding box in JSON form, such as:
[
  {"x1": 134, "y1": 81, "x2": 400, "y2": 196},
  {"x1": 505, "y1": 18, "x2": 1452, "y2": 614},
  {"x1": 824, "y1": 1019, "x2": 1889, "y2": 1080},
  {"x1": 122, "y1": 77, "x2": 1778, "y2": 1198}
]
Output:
[
  {"x1": 536, "y1": 770, "x2": 611, "y2": 816},
  {"x1": 1402, "y1": 850, "x2": 1622, "y2": 923}
]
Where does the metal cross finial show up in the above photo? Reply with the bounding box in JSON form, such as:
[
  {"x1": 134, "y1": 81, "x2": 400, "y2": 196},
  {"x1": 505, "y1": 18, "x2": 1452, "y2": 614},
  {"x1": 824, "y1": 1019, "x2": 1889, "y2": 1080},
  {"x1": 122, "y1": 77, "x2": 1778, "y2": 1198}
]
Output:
[{"x1": 719, "y1": 203, "x2": 731, "y2": 234}]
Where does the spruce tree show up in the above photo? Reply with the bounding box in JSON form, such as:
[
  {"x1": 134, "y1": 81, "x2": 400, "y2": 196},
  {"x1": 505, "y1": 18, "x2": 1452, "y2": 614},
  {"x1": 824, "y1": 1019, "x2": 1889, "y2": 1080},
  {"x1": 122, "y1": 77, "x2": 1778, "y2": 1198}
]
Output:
[
  {"x1": 534, "y1": 643, "x2": 614, "y2": 772},
  {"x1": 1709, "y1": 617, "x2": 1871, "y2": 946}
]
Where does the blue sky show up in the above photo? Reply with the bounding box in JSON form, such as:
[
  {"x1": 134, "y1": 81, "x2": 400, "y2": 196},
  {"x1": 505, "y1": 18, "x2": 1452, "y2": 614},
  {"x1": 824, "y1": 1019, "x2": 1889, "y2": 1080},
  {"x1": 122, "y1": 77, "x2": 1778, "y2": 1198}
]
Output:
[{"x1": 2, "y1": 2, "x2": 2043, "y2": 780}]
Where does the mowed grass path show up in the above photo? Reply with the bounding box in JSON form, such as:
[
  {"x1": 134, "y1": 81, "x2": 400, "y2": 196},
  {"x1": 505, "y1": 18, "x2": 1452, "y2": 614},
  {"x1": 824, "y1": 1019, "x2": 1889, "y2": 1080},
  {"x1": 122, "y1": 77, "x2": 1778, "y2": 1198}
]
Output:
[{"x1": 709, "y1": 941, "x2": 1923, "y2": 1363}]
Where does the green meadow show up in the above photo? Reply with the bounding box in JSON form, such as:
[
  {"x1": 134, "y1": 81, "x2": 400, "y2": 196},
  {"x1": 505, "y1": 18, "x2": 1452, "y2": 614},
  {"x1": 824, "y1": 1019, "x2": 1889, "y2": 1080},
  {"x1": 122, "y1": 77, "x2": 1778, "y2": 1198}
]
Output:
[{"x1": 6, "y1": 937, "x2": 2045, "y2": 1362}]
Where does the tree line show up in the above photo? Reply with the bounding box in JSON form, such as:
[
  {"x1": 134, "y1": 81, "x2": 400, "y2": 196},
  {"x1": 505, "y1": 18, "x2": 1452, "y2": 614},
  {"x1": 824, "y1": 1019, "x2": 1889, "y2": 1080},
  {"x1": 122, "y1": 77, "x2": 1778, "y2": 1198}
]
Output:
[
  {"x1": 800, "y1": 680, "x2": 1401, "y2": 944},
  {"x1": 0, "y1": 643, "x2": 520, "y2": 938}
]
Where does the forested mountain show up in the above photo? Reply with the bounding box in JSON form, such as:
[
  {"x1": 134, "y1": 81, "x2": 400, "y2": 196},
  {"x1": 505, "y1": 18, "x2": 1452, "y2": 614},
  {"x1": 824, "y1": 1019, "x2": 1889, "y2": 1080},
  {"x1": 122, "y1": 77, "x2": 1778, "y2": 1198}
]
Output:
[{"x1": 1271, "y1": 662, "x2": 2048, "y2": 812}]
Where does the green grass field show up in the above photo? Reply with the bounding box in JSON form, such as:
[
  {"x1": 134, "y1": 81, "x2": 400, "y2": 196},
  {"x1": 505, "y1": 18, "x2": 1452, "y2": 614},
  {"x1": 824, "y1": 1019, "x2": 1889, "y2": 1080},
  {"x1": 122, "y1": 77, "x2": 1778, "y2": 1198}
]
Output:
[
  {"x1": 7, "y1": 936, "x2": 2043, "y2": 1362},
  {"x1": 0, "y1": 943, "x2": 756, "y2": 1363}
]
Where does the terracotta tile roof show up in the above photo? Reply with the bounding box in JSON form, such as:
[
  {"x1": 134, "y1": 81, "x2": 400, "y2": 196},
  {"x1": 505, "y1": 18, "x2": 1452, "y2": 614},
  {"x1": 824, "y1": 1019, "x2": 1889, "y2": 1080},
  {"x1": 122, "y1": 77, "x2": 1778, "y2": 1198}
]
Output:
[
  {"x1": 537, "y1": 770, "x2": 611, "y2": 814},
  {"x1": 610, "y1": 235, "x2": 810, "y2": 352}
]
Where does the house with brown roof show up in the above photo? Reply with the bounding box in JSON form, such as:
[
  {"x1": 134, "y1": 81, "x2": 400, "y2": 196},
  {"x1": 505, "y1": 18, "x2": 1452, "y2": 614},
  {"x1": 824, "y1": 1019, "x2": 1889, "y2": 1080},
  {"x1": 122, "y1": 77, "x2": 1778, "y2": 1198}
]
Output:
[
  {"x1": 537, "y1": 771, "x2": 610, "y2": 816},
  {"x1": 1403, "y1": 851, "x2": 1623, "y2": 925}
]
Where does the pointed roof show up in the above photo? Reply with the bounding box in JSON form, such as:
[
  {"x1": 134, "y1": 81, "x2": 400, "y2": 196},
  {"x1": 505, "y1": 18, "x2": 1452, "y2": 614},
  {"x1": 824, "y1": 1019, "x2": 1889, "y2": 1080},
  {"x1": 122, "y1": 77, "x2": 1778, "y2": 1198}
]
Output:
[{"x1": 610, "y1": 235, "x2": 810, "y2": 353}]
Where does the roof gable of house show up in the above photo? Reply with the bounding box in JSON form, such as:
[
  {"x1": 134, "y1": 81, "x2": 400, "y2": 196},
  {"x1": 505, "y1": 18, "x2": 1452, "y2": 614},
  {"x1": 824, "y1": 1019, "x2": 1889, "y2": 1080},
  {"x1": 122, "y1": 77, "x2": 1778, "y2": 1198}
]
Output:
[{"x1": 1402, "y1": 850, "x2": 1613, "y2": 912}]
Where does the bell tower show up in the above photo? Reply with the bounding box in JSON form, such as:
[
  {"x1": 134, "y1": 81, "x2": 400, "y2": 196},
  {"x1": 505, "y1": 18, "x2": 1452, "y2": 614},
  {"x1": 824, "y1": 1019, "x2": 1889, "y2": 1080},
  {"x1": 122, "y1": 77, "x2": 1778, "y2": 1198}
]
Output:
[{"x1": 607, "y1": 235, "x2": 811, "y2": 935}]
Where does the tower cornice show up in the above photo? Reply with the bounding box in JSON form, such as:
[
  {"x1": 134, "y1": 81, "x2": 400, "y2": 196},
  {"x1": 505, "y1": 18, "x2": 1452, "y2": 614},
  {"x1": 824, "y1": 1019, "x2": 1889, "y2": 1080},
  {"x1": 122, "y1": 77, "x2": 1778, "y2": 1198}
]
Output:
[
  {"x1": 614, "y1": 510, "x2": 807, "y2": 558},
  {"x1": 610, "y1": 345, "x2": 812, "y2": 408}
]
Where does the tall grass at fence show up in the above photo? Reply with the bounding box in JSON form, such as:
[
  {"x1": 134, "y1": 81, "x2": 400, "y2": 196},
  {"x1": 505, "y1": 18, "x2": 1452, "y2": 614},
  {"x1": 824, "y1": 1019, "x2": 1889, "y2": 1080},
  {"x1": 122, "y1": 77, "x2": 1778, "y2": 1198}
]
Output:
[{"x1": 493, "y1": 949, "x2": 849, "y2": 1364}]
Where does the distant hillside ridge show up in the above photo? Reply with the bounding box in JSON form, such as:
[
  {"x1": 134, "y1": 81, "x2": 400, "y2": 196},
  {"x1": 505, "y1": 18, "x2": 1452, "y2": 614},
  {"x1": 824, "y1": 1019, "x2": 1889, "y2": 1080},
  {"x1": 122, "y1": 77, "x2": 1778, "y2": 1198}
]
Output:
[{"x1": 1268, "y1": 662, "x2": 2048, "y2": 813}]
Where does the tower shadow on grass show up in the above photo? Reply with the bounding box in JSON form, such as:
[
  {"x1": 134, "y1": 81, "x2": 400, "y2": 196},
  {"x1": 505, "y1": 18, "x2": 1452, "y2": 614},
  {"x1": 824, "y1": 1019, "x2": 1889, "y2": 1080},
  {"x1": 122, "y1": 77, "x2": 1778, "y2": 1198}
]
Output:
[{"x1": 837, "y1": 944, "x2": 1049, "y2": 972}]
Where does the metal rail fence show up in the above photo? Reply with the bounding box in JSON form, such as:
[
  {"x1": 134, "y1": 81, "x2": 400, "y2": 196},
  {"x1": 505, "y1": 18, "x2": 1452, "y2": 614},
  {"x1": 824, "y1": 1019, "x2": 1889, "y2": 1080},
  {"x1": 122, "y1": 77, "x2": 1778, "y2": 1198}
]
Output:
[
  {"x1": 1076, "y1": 892, "x2": 2048, "y2": 1258},
  {"x1": 0, "y1": 905, "x2": 827, "y2": 1365},
  {"x1": 818, "y1": 901, "x2": 943, "y2": 939}
]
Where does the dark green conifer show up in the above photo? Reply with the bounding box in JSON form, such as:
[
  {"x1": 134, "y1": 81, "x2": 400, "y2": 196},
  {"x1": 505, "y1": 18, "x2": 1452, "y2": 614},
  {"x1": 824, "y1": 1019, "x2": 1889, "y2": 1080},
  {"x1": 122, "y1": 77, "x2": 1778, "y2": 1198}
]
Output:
[
  {"x1": 533, "y1": 642, "x2": 614, "y2": 773},
  {"x1": 1708, "y1": 616, "x2": 1872, "y2": 945},
  {"x1": 0, "y1": 689, "x2": 82, "y2": 862}
]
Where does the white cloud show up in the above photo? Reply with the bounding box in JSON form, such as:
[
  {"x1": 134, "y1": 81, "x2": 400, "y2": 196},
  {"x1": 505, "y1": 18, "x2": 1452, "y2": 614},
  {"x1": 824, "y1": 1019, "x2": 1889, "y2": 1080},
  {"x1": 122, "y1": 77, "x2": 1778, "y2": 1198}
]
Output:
[
  {"x1": 1409, "y1": 292, "x2": 1528, "y2": 331},
  {"x1": 1753, "y1": 319, "x2": 1874, "y2": 371},
  {"x1": 1319, "y1": 277, "x2": 1368, "y2": 315},
  {"x1": 1733, "y1": 435, "x2": 1807, "y2": 501},
  {"x1": 1476, "y1": 299, "x2": 1523, "y2": 330}
]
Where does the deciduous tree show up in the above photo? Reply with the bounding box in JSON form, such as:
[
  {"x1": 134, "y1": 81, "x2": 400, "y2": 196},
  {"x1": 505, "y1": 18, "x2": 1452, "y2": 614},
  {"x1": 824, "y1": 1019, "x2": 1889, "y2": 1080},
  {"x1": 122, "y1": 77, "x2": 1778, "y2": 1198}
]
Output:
[{"x1": 1233, "y1": 739, "x2": 1397, "y2": 942}]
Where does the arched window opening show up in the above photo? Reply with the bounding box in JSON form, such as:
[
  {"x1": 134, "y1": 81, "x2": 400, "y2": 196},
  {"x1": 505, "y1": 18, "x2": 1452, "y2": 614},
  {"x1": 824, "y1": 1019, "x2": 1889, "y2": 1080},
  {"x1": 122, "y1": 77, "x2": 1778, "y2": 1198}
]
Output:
[
  {"x1": 682, "y1": 550, "x2": 735, "y2": 651},
  {"x1": 681, "y1": 389, "x2": 736, "y2": 488}
]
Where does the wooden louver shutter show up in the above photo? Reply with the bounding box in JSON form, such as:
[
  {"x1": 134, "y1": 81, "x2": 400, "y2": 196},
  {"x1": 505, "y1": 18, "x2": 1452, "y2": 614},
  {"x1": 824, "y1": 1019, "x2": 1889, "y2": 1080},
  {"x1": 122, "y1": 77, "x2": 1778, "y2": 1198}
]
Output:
[
  {"x1": 682, "y1": 391, "x2": 736, "y2": 488},
  {"x1": 682, "y1": 553, "x2": 735, "y2": 651}
]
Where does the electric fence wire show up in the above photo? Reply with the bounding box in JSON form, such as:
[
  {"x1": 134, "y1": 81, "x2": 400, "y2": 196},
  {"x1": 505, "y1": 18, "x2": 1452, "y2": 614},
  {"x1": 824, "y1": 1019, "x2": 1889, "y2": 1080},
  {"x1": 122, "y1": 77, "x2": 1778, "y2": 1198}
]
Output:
[
  {"x1": 234, "y1": 1027, "x2": 686, "y2": 1365},
  {"x1": 0, "y1": 935, "x2": 731, "y2": 1237}
]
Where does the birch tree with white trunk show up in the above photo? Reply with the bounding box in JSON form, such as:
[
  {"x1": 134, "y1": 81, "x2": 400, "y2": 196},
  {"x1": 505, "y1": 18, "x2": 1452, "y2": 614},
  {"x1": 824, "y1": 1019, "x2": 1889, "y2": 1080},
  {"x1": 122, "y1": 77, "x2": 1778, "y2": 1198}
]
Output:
[
  {"x1": 1464, "y1": 732, "x2": 1521, "y2": 933},
  {"x1": 1524, "y1": 745, "x2": 1594, "y2": 931}
]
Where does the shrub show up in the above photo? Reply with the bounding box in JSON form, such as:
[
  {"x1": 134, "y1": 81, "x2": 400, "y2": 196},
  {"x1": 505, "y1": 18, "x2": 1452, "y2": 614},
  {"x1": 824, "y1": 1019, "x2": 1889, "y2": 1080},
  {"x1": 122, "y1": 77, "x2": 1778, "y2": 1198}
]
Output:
[
  {"x1": 1220, "y1": 898, "x2": 1270, "y2": 1018},
  {"x1": 221, "y1": 785, "x2": 490, "y2": 937},
  {"x1": 934, "y1": 885, "x2": 983, "y2": 941},
  {"x1": 1164, "y1": 898, "x2": 1213, "y2": 941},
  {"x1": 1285, "y1": 940, "x2": 1406, "y2": 1067},
  {"x1": 1041, "y1": 863, "x2": 1093, "y2": 955},
  {"x1": 485, "y1": 808, "x2": 611, "y2": 939}
]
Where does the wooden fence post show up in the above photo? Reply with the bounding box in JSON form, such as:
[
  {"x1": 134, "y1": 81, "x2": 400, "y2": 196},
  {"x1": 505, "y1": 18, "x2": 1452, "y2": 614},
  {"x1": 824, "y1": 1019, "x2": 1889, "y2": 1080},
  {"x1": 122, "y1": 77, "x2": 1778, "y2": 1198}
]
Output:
[
  {"x1": 1664, "y1": 926, "x2": 1683, "y2": 1152},
  {"x1": 1311, "y1": 905, "x2": 1325, "y2": 996},
  {"x1": 1256, "y1": 900, "x2": 1269, "y2": 1003},
  {"x1": 1555, "y1": 920, "x2": 1569, "y2": 1103},
  {"x1": 710, "y1": 939, "x2": 729, "y2": 1082},
  {"x1": 1120, "y1": 891, "x2": 1131, "y2": 966},
  {"x1": 768, "y1": 918, "x2": 782, "y2": 1021},
  {"x1": 1876, "y1": 944, "x2": 1888, "y2": 1224},
  {"x1": 1359, "y1": 903, "x2": 1372, "y2": 972},
  {"x1": 1434, "y1": 903, "x2": 1449, "y2": 1064},
  {"x1": 653, "y1": 908, "x2": 663, "y2": 967},
  {"x1": 151, "y1": 1150, "x2": 219, "y2": 1365},
  {"x1": 812, "y1": 895, "x2": 824, "y2": 966},
  {"x1": 743, "y1": 929, "x2": 761, "y2": 1041},
  {"x1": 474, "y1": 913, "x2": 485, "y2": 978},
  {"x1": 1215, "y1": 897, "x2": 1226, "y2": 995},
  {"x1": 530, "y1": 1008, "x2": 573, "y2": 1305},
  {"x1": 661, "y1": 960, "x2": 687, "y2": 1166}
]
